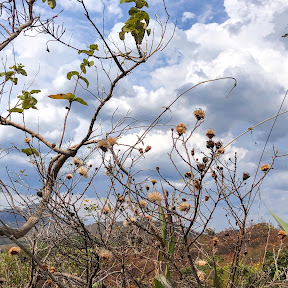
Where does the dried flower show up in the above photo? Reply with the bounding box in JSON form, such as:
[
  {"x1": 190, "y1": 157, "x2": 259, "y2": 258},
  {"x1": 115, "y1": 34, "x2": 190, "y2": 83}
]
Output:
[
  {"x1": 139, "y1": 200, "x2": 148, "y2": 208},
  {"x1": 176, "y1": 123, "x2": 187, "y2": 136},
  {"x1": 102, "y1": 206, "x2": 111, "y2": 214},
  {"x1": 138, "y1": 147, "x2": 143, "y2": 153},
  {"x1": 203, "y1": 157, "x2": 208, "y2": 163},
  {"x1": 211, "y1": 171, "x2": 217, "y2": 179},
  {"x1": 206, "y1": 140, "x2": 214, "y2": 149},
  {"x1": 185, "y1": 172, "x2": 192, "y2": 178},
  {"x1": 97, "y1": 139, "x2": 110, "y2": 152},
  {"x1": 98, "y1": 249, "x2": 113, "y2": 261},
  {"x1": 8, "y1": 247, "x2": 21, "y2": 255},
  {"x1": 73, "y1": 157, "x2": 82, "y2": 167},
  {"x1": 178, "y1": 202, "x2": 191, "y2": 212},
  {"x1": 217, "y1": 148, "x2": 225, "y2": 155},
  {"x1": 24, "y1": 138, "x2": 31, "y2": 143},
  {"x1": 191, "y1": 148, "x2": 195, "y2": 156},
  {"x1": 145, "y1": 185, "x2": 150, "y2": 191},
  {"x1": 194, "y1": 109, "x2": 205, "y2": 121},
  {"x1": 206, "y1": 129, "x2": 216, "y2": 139},
  {"x1": 37, "y1": 191, "x2": 43, "y2": 197},
  {"x1": 66, "y1": 174, "x2": 73, "y2": 180},
  {"x1": 260, "y1": 164, "x2": 271, "y2": 172},
  {"x1": 193, "y1": 179, "x2": 201, "y2": 190},
  {"x1": 145, "y1": 215, "x2": 152, "y2": 221},
  {"x1": 242, "y1": 172, "x2": 250, "y2": 181},
  {"x1": 213, "y1": 237, "x2": 218, "y2": 246},
  {"x1": 123, "y1": 217, "x2": 137, "y2": 227},
  {"x1": 196, "y1": 259, "x2": 207, "y2": 266},
  {"x1": 197, "y1": 271, "x2": 205, "y2": 281},
  {"x1": 78, "y1": 167, "x2": 89, "y2": 178},
  {"x1": 205, "y1": 195, "x2": 209, "y2": 201},
  {"x1": 145, "y1": 145, "x2": 152, "y2": 152},
  {"x1": 147, "y1": 191, "x2": 163, "y2": 202},
  {"x1": 197, "y1": 163, "x2": 206, "y2": 172},
  {"x1": 151, "y1": 179, "x2": 157, "y2": 185},
  {"x1": 278, "y1": 230, "x2": 286, "y2": 239},
  {"x1": 117, "y1": 195, "x2": 125, "y2": 203},
  {"x1": 107, "y1": 137, "x2": 118, "y2": 146},
  {"x1": 47, "y1": 279, "x2": 52, "y2": 286},
  {"x1": 215, "y1": 141, "x2": 223, "y2": 149},
  {"x1": 42, "y1": 264, "x2": 48, "y2": 270},
  {"x1": 49, "y1": 267, "x2": 56, "y2": 273}
]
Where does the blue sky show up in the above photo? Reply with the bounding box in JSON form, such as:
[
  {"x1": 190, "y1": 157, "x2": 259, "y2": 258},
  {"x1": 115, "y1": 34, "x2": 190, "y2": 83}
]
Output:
[{"x1": 1, "y1": 0, "x2": 288, "y2": 231}]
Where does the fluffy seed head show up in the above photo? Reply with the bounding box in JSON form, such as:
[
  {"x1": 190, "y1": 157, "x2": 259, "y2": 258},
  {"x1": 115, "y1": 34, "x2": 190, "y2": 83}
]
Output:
[
  {"x1": 107, "y1": 137, "x2": 118, "y2": 146},
  {"x1": 194, "y1": 109, "x2": 205, "y2": 120},
  {"x1": 78, "y1": 167, "x2": 89, "y2": 178},
  {"x1": 206, "y1": 140, "x2": 214, "y2": 149},
  {"x1": 176, "y1": 123, "x2": 187, "y2": 136},
  {"x1": 193, "y1": 179, "x2": 201, "y2": 190},
  {"x1": 123, "y1": 217, "x2": 137, "y2": 227},
  {"x1": 197, "y1": 163, "x2": 206, "y2": 172},
  {"x1": 196, "y1": 259, "x2": 207, "y2": 266},
  {"x1": 178, "y1": 202, "x2": 191, "y2": 212},
  {"x1": 24, "y1": 138, "x2": 31, "y2": 143},
  {"x1": 260, "y1": 164, "x2": 271, "y2": 172},
  {"x1": 66, "y1": 174, "x2": 73, "y2": 180},
  {"x1": 215, "y1": 141, "x2": 223, "y2": 149},
  {"x1": 217, "y1": 148, "x2": 225, "y2": 155},
  {"x1": 97, "y1": 139, "x2": 110, "y2": 152},
  {"x1": 206, "y1": 129, "x2": 216, "y2": 139},
  {"x1": 73, "y1": 157, "x2": 82, "y2": 167},
  {"x1": 197, "y1": 271, "x2": 205, "y2": 281},
  {"x1": 8, "y1": 247, "x2": 21, "y2": 255},
  {"x1": 139, "y1": 200, "x2": 148, "y2": 208},
  {"x1": 98, "y1": 249, "x2": 113, "y2": 261},
  {"x1": 102, "y1": 206, "x2": 111, "y2": 214},
  {"x1": 147, "y1": 191, "x2": 163, "y2": 202},
  {"x1": 117, "y1": 195, "x2": 125, "y2": 203},
  {"x1": 185, "y1": 172, "x2": 192, "y2": 178}
]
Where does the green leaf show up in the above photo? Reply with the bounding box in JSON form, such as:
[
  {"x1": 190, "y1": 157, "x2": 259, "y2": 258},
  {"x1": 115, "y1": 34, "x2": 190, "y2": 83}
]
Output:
[
  {"x1": 47, "y1": 0, "x2": 56, "y2": 9},
  {"x1": 268, "y1": 209, "x2": 288, "y2": 234},
  {"x1": 80, "y1": 63, "x2": 87, "y2": 74},
  {"x1": 213, "y1": 260, "x2": 222, "y2": 288},
  {"x1": 153, "y1": 279, "x2": 164, "y2": 288},
  {"x1": 282, "y1": 34, "x2": 288, "y2": 38},
  {"x1": 30, "y1": 90, "x2": 41, "y2": 94},
  {"x1": 0, "y1": 72, "x2": 5, "y2": 77},
  {"x1": 22, "y1": 95, "x2": 37, "y2": 109},
  {"x1": 89, "y1": 44, "x2": 99, "y2": 51},
  {"x1": 48, "y1": 93, "x2": 65, "y2": 99},
  {"x1": 74, "y1": 97, "x2": 88, "y2": 106},
  {"x1": 7, "y1": 108, "x2": 23, "y2": 113},
  {"x1": 17, "y1": 69, "x2": 27, "y2": 76},
  {"x1": 88, "y1": 61, "x2": 94, "y2": 67},
  {"x1": 21, "y1": 148, "x2": 40, "y2": 157},
  {"x1": 67, "y1": 71, "x2": 79, "y2": 80},
  {"x1": 10, "y1": 78, "x2": 18, "y2": 85},
  {"x1": 78, "y1": 50, "x2": 94, "y2": 56},
  {"x1": 79, "y1": 76, "x2": 89, "y2": 88}
]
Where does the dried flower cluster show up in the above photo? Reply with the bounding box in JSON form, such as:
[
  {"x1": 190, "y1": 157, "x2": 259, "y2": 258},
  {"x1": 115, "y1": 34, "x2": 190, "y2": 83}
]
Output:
[
  {"x1": 194, "y1": 108, "x2": 205, "y2": 120},
  {"x1": 147, "y1": 191, "x2": 163, "y2": 202},
  {"x1": 176, "y1": 123, "x2": 187, "y2": 136}
]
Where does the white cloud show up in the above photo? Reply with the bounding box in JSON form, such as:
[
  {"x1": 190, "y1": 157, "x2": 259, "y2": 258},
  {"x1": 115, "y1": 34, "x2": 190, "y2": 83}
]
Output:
[{"x1": 182, "y1": 11, "x2": 195, "y2": 22}]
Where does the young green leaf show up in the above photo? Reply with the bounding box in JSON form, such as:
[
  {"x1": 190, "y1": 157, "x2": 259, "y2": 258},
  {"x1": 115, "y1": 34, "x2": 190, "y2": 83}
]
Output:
[
  {"x1": 79, "y1": 76, "x2": 89, "y2": 88},
  {"x1": 67, "y1": 71, "x2": 79, "y2": 80},
  {"x1": 47, "y1": 0, "x2": 56, "y2": 9},
  {"x1": 7, "y1": 108, "x2": 24, "y2": 113},
  {"x1": 21, "y1": 148, "x2": 40, "y2": 157}
]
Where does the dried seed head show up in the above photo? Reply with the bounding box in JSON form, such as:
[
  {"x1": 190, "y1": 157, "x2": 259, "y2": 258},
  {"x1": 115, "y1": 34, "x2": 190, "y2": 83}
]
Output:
[
  {"x1": 24, "y1": 138, "x2": 31, "y2": 143},
  {"x1": 51, "y1": 143, "x2": 56, "y2": 148},
  {"x1": 49, "y1": 267, "x2": 56, "y2": 273},
  {"x1": 151, "y1": 179, "x2": 157, "y2": 185},
  {"x1": 78, "y1": 167, "x2": 89, "y2": 178},
  {"x1": 117, "y1": 195, "x2": 125, "y2": 203},
  {"x1": 107, "y1": 137, "x2": 118, "y2": 146},
  {"x1": 217, "y1": 148, "x2": 225, "y2": 155},
  {"x1": 97, "y1": 139, "x2": 110, "y2": 152},
  {"x1": 73, "y1": 157, "x2": 82, "y2": 167},
  {"x1": 205, "y1": 195, "x2": 209, "y2": 201},
  {"x1": 8, "y1": 247, "x2": 21, "y2": 255},
  {"x1": 206, "y1": 140, "x2": 214, "y2": 149},
  {"x1": 145, "y1": 185, "x2": 150, "y2": 191},
  {"x1": 197, "y1": 163, "x2": 206, "y2": 172},
  {"x1": 211, "y1": 171, "x2": 217, "y2": 179},
  {"x1": 139, "y1": 200, "x2": 148, "y2": 208},
  {"x1": 278, "y1": 230, "x2": 286, "y2": 239},
  {"x1": 242, "y1": 172, "x2": 250, "y2": 181},
  {"x1": 196, "y1": 259, "x2": 207, "y2": 266},
  {"x1": 182, "y1": 198, "x2": 187, "y2": 201},
  {"x1": 191, "y1": 148, "x2": 195, "y2": 156},
  {"x1": 37, "y1": 191, "x2": 43, "y2": 197},
  {"x1": 138, "y1": 147, "x2": 143, "y2": 153},
  {"x1": 193, "y1": 179, "x2": 201, "y2": 190},
  {"x1": 147, "y1": 191, "x2": 163, "y2": 202},
  {"x1": 203, "y1": 157, "x2": 208, "y2": 163},
  {"x1": 145, "y1": 215, "x2": 152, "y2": 221},
  {"x1": 66, "y1": 174, "x2": 73, "y2": 180},
  {"x1": 98, "y1": 249, "x2": 113, "y2": 261},
  {"x1": 206, "y1": 129, "x2": 216, "y2": 139},
  {"x1": 102, "y1": 206, "x2": 111, "y2": 214},
  {"x1": 176, "y1": 123, "x2": 187, "y2": 136},
  {"x1": 47, "y1": 279, "x2": 52, "y2": 286},
  {"x1": 185, "y1": 172, "x2": 192, "y2": 178},
  {"x1": 197, "y1": 271, "x2": 205, "y2": 281},
  {"x1": 215, "y1": 141, "x2": 223, "y2": 149},
  {"x1": 178, "y1": 202, "x2": 191, "y2": 212},
  {"x1": 123, "y1": 216, "x2": 137, "y2": 227},
  {"x1": 42, "y1": 264, "x2": 48, "y2": 270},
  {"x1": 145, "y1": 145, "x2": 151, "y2": 152},
  {"x1": 213, "y1": 237, "x2": 218, "y2": 246},
  {"x1": 260, "y1": 164, "x2": 271, "y2": 172},
  {"x1": 194, "y1": 109, "x2": 205, "y2": 121}
]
